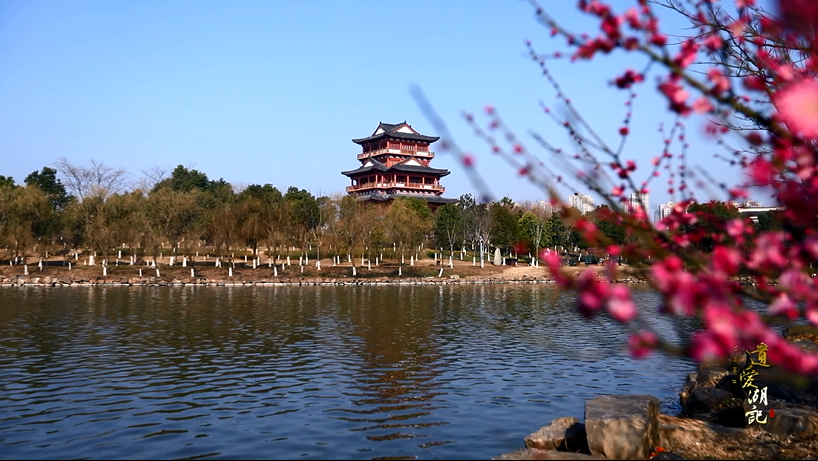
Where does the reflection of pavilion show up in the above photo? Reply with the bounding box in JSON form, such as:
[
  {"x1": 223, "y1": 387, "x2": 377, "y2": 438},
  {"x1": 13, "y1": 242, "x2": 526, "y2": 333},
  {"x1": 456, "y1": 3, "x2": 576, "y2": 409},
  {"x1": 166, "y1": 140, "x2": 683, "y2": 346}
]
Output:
[
  {"x1": 341, "y1": 122, "x2": 457, "y2": 210},
  {"x1": 328, "y1": 286, "x2": 449, "y2": 446}
]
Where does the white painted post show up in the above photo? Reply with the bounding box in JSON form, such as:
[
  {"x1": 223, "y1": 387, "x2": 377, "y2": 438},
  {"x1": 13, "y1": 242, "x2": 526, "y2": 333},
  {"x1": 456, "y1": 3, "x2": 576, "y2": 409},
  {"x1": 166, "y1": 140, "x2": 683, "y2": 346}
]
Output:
[
  {"x1": 410, "y1": 256, "x2": 414, "y2": 266},
  {"x1": 287, "y1": 256, "x2": 291, "y2": 266},
  {"x1": 182, "y1": 257, "x2": 187, "y2": 267},
  {"x1": 368, "y1": 260, "x2": 371, "y2": 270},
  {"x1": 139, "y1": 268, "x2": 142, "y2": 276},
  {"x1": 24, "y1": 265, "x2": 28, "y2": 275},
  {"x1": 156, "y1": 268, "x2": 160, "y2": 277},
  {"x1": 103, "y1": 266, "x2": 107, "y2": 276},
  {"x1": 316, "y1": 260, "x2": 321, "y2": 270},
  {"x1": 352, "y1": 266, "x2": 356, "y2": 277},
  {"x1": 473, "y1": 256, "x2": 476, "y2": 266},
  {"x1": 68, "y1": 262, "x2": 72, "y2": 271},
  {"x1": 438, "y1": 268, "x2": 444, "y2": 277},
  {"x1": 398, "y1": 266, "x2": 402, "y2": 276},
  {"x1": 229, "y1": 267, "x2": 233, "y2": 277},
  {"x1": 89, "y1": 255, "x2": 95, "y2": 266},
  {"x1": 191, "y1": 268, "x2": 195, "y2": 277},
  {"x1": 274, "y1": 266, "x2": 278, "y2": 276}
]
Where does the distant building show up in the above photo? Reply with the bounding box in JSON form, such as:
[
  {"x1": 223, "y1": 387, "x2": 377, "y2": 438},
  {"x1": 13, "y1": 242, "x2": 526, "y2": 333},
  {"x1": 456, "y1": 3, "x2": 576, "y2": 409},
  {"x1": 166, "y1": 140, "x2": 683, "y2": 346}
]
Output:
[
  {"x1": 341, "y1": 121, "x2": 456, "y2": 210},
  {"x1": 532, "y1": 200, "x2": 557, "y2": 215},
  {"x1": 654, "y1": 201, "x2": 675, "y2": 222},
  {"x1": 628, "y1": 192, "x2": 650, "y2": 216},
  {"x1": 568, "y1": 193, "x2": 595, "y2": 215}
]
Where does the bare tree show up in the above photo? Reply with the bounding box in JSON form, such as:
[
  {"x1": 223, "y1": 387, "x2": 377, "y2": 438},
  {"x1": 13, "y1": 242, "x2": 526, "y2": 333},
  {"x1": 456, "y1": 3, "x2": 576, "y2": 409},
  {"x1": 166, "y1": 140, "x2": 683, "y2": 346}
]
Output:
[
  {"x1": 54, "y1": 158, "x2": 130, "y2": 201},
  {"x1": 135, "y1": 166, "x2": 168, "y2": 195}
]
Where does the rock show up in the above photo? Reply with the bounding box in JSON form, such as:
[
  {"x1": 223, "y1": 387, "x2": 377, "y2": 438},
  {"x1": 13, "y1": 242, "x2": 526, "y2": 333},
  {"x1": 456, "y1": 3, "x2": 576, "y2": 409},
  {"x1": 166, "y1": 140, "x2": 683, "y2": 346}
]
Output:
[
  {"x1": 683, "y1": 387, "x2": 735, "y2": 415},
  {"x1": 706, "y1": 404, "x2": 748, "y2": 428},
  {"x1": 679, "y1": 367, "x2": 744, "y2": 413},
  {"x1": 658, "y1": 414, "x2": 758, "y2": 460},
  {"x1": 783, "y1": 325, "x2": 818, "y2": 343},
  {"x1": 759, "y1": 402, "x2": 818, "y2": 438},
  {"x1": 493, "y1": 449, "x2": 604, "y2": 460},
  {"x1": 524, "y1": 416, "x2": 587, "y2": 452},
  {"x1": 584, "y1": 394, "x2": 660, "y2": 460}
]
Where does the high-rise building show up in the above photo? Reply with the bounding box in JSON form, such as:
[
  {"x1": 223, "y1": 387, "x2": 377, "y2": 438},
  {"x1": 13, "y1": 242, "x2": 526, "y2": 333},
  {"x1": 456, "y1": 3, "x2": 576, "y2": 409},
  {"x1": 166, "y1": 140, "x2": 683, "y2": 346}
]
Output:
[
  {"x1": 656, "y1": 201, "x2": 675, "y2": 222},
  {"x1": 628, "y1": 192, "x2": 650, "y2": 216},
  {"x1": 568, "y1": 193, "x2": 595, "y2": 215}
]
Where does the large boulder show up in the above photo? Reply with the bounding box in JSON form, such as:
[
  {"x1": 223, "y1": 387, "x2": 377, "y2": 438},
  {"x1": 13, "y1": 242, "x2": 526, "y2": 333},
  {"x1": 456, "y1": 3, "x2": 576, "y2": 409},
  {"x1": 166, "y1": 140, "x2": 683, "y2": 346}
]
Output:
[
  {"x1": 683, "y1": 387, "x2": 735, "y2": 415},
  {"x1": 679, "y1": 367, "x2": 738, "y2": 409},
  {"x1": 524, "y1": 416, "x2": 587, "y2": 452},
  {"x1": 584, "y1": 395, "x2": 660, "y2": 460},
  {"x1": 759, "y1": 402, "x2": 818, "y2": 438},
  {"x1": 658, "y1": 414, "x2": 747, "y2": 459}
]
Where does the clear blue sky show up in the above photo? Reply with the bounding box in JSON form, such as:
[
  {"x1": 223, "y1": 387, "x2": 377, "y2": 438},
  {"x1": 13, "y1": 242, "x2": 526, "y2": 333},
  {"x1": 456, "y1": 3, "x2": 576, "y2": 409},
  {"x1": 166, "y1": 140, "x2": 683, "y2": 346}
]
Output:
[{"x1": 0, "y1": 0, "x2": 766, "y2": 211}]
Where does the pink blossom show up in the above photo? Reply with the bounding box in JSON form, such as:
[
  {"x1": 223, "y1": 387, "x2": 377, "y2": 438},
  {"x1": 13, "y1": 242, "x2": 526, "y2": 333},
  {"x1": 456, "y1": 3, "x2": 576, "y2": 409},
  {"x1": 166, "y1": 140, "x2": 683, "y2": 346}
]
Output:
[
  {"x1": 774, "y1": 79, "x2": 818, "y2": 138},
  {"x1": 712, "y1": 246, "x2": 741, "y2": 276},
  {"x1": 769, "y1": 293, "x2": 799, "y2": 319},
  {"x1": 778, "y1": 0, "x2": 818, "y2": 34},
  {"x1": 690, "y1": 331, "x2": 727, "y2": 362},
  {"x1": 607, "y1": 285, "x2": 637, "y2": 322},
  {"x1": 628, "y1": 331, "x2": 657, "y2": 359},
  {"x1": 708, "y1": 68, "x2": 730, "y2": 95},
  {"x1": 692, "y1": 97, "x2": 714, "y2": 114}
]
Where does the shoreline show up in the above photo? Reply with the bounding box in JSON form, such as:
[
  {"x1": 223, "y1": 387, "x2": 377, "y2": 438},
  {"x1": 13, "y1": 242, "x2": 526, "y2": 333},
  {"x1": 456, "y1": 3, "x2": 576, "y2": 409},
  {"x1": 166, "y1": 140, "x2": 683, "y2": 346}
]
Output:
[{"x1": 0, "y1": 258, "x2": 627, "y2": 287}]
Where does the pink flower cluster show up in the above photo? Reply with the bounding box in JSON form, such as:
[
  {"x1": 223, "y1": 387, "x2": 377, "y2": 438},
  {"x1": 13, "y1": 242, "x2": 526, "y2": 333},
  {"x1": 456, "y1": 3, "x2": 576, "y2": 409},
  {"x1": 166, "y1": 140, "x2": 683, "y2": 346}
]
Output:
[{"x1": 526, "y1": 0, "x2": 818, "y2": 377}]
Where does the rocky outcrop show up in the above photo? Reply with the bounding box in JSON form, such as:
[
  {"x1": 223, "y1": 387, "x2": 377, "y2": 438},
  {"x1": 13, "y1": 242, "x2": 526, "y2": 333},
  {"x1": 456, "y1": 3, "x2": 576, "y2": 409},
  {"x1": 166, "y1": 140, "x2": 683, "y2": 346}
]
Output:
[
  {"x1": 584, "y1": 395, "x2": 660, "y2": 460},
  {"x1": 524, "y1": 416, "x2": 587, "y2": 452}
]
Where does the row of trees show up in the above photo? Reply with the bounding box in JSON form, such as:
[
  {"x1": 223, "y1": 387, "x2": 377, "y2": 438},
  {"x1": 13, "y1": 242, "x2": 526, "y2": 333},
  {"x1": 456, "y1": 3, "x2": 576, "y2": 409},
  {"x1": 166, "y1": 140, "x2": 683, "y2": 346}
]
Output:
[
  {"x1": 0, "y1": 161, "x2": 583, "y2": 267},
  {"x1": 1, "y1": 160, "x2": 783, "y2": 270}
]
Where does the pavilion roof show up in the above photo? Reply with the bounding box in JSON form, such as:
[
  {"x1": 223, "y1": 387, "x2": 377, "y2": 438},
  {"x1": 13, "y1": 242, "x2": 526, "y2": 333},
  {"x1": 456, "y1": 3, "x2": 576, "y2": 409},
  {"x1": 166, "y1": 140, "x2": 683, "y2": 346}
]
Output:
[
  {"x1": 341, "y1": 158, "x2": 450, "y2": 177},
  {"x1": 352, "y1": 121, "x2": 439, "y2": 145}
]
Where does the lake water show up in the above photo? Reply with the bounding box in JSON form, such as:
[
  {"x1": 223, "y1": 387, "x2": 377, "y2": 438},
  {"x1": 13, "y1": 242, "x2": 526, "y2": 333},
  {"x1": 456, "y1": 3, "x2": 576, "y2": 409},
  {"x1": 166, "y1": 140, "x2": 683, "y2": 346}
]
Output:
[{"x1": 0, "y1": 285, "x2": 695, "y2": 460}]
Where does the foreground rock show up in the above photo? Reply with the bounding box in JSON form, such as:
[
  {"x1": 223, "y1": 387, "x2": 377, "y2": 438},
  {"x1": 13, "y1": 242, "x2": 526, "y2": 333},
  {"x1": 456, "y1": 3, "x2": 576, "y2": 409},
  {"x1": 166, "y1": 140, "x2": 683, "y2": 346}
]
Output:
[
  {"x1": 584, "y1": 395, "x2": 660, "y2": 460},
  {"x1": 524, "y1": 416, "x2": 587, "y2": 452}
]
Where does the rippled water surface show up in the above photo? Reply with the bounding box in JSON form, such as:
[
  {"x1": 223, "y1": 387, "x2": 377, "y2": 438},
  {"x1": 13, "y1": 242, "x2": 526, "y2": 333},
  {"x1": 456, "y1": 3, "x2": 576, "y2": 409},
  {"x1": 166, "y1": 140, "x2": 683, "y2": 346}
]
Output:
[{"x1": 0, "y1": 285, "x2": 695, "y2": 460}]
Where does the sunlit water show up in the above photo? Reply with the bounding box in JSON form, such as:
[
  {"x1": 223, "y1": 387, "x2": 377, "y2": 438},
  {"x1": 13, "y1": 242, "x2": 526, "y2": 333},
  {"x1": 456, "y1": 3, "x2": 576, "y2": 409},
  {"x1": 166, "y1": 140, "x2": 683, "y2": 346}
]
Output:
[{"x1": 0, "y1": 285, "x2": 695, "y2": 460}]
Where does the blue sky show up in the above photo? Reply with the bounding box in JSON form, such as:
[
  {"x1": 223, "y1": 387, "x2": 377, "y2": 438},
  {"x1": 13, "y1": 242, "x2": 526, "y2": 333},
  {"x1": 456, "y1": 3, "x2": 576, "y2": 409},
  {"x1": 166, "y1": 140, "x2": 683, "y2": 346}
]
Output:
[{"x1": 0, "y1": 0, "x2": 767, "y2": 212}]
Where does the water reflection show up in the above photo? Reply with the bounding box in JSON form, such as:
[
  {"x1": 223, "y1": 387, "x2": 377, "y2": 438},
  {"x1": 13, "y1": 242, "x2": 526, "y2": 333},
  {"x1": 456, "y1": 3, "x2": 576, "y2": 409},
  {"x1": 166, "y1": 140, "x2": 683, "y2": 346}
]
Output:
[{"x1": 0, "y1": 285, "x2": 695, "y2": 460}]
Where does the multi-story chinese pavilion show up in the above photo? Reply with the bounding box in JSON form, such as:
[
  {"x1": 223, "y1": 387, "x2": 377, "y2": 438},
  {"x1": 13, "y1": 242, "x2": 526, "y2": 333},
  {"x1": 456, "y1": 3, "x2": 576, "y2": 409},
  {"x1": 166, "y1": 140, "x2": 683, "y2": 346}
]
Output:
[{"x1": 342, "y1": 122, "x2": 456, "y2": 209}]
